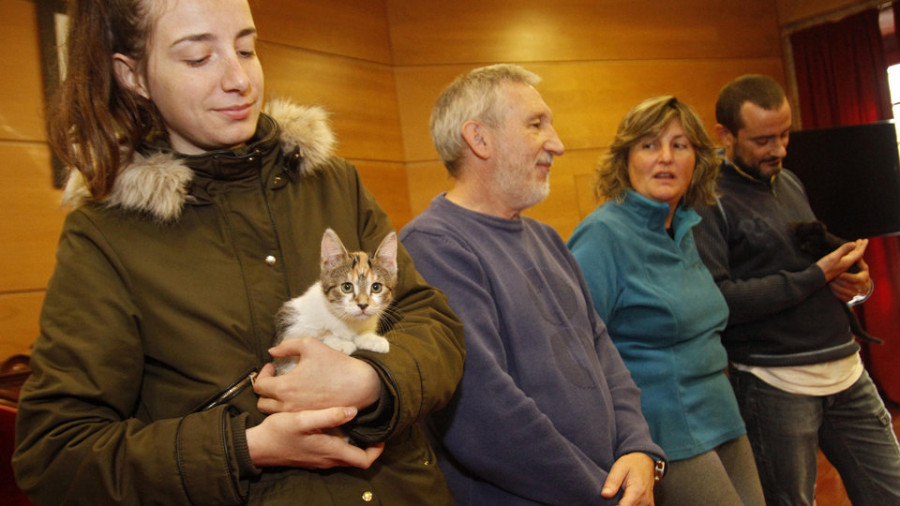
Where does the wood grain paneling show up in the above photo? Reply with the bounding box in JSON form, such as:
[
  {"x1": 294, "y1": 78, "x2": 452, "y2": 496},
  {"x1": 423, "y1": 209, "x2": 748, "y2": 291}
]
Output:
[
  {"x1": 0, "y1": 292, "x2": 42, "y2": 361},
  {"x1": 0, "y1": 0, "x2": 47, "y2": 142},
  {"x1": 393, "y1": 66, "x2": 469, "y2": 163},
  {"x1": 352, "y1": 160, "x2": 413, "y2": 229},
  {"x1": 537, "y1": 59, "x2": 788, "y2": 152},
  {"x1": 0, "y1": 143, "x2": 65, "y2": 293},
  {"x1": 260, "y1": 42, "x2": 405, "y2": 162},
  {"x1": 405, "y1": 160, "x2": 453, "y2": 220},
  {"x1": 252, "y1": 0, "x2": 392, "y2": 64},
  {"x1": 573, "y1": 172, "x2": 602, "y2": 223},
  {"x1": 396, "y1": 59, "x2": 787, "y2": 163},
  {"x1": 388, "y1": 0, "x2": 781, "y2": 65}
]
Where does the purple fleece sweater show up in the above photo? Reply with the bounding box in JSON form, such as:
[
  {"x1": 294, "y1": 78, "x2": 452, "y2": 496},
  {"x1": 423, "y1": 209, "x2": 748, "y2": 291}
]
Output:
[{"x1": 400, "y1": 194, "x2": 663, "y2": 506}]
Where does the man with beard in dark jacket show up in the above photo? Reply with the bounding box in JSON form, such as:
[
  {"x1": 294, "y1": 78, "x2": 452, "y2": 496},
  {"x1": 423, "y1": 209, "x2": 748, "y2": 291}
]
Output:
[{"x1": 693, "y1": 74, "x2": 900, "y2": 506}]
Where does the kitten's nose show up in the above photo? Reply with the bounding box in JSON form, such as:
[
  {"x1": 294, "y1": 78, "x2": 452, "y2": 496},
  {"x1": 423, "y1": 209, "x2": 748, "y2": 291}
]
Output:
[{"x1": 358, "y1": 303, "x2": 368, "y2": 311}]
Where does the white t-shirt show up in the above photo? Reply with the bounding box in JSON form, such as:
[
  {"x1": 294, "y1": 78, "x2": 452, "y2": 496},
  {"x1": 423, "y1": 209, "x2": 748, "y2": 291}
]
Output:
[{"x1": 733, "y1": 353, "x2": 863, "y2": 396}]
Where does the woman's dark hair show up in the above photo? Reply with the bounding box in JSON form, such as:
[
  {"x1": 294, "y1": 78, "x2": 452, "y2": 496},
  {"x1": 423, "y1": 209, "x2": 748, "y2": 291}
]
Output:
[{"x1": 47, "y1": 0, "x2": 166, "y2": 199}]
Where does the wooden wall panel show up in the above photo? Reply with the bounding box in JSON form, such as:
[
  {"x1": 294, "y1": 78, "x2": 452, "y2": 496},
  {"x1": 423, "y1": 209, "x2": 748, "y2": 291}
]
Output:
[
  {"x1": 394, "y1": 66, "x2": 465, "y2": 163},
  {"x1": 0, "y1": 143, "x2": 66, "y2": 292},
  {"x1": 405, "y1": 160, "x2": 452, "y2": 220},
  {"x1": 353, "y1": 160, "x2": 413, "y2": 229},
  {"x1": 573, "y1": 172, "x2": 603, "y2": 223},
  {"x1": 0, "y1": 292, "x2": 43, "y2": 360},
  {"x1": 260, "y1": 42, "x2": 405, "y2": 162},
  {"x1": 539, "y1": 60, "x2": 788, "y2": 149},
  {"x1": 0, "y1": 0, "x2": 46, "y2": 142},
  {"x1": 253, "y1": 0, "x2": 392, "y2": 64},
  {"x1": 387, "y1": 0, "x2": 781, "y2": 65}
]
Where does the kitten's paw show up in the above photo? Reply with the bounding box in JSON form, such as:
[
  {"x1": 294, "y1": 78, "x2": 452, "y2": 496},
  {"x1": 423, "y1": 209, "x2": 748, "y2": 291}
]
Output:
[
  {"x1": 356, "y1": 333, "x2": 390, "y2": 353},
  {"x1": 323, "y1": 337, "x2": 358, "y2": 355}
]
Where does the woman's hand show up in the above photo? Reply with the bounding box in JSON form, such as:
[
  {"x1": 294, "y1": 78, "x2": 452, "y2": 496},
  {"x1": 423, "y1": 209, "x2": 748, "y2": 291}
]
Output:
[
  {"x1": 254, "y1": 337, "x2": 381, "y2": 414},
  {"x1": 246, "y1": 406, "x2": 385, "y2": 469}
]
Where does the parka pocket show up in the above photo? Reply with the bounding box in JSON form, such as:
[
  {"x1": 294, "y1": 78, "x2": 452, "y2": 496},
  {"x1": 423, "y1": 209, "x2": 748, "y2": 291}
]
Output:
[{"x1": 194, "y1": 368, "x2": 259, "y2": 412}]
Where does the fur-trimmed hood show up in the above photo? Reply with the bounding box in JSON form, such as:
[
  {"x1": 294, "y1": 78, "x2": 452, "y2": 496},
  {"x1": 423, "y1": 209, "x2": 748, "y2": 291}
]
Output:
[{"x1": 61, "y1": 99, "x2": 337, "y2": 221}]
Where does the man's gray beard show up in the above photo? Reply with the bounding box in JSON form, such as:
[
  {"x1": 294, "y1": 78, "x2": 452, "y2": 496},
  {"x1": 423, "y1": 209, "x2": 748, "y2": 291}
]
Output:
[
  {"x1": 497, "y1": 178, "x2": 549, "y2": 211},
  {"x1": 494, "y1": 162, "x2": 551, "y2": 211}
]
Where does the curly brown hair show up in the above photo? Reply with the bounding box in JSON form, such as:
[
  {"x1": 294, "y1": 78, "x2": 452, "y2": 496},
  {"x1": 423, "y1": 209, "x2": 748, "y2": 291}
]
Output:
[{"x1": 595, "y1": 95, "x2": 720, "y2": 210}]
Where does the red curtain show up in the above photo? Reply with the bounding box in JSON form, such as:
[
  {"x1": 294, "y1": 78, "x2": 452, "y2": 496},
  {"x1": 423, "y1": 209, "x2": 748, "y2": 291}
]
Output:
[
  {"x1": 791, "y1": 8, "x2": 891, "y2": 128},
  {"x1": 791, "y1": 7, "x2": 900, "y2": 402}
]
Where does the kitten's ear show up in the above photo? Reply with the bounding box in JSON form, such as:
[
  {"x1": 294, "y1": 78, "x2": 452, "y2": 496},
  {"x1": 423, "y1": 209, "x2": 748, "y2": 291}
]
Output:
[
  {"x1": 321, "y1": 228, "x2": 349, "y2": 270},
  {"x1": 374, "y1": 231, "x2": 399, "y2": 279}
]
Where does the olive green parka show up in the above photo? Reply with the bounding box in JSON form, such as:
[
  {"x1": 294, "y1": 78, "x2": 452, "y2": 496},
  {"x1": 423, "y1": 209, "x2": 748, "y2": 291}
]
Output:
[{"x1": 13, "y1": 100, "x2": 465, "y2": 505}]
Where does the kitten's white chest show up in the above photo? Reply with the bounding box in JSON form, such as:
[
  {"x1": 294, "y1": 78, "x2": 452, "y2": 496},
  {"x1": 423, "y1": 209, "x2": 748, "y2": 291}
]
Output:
[
  {"x1": 274, "y1": 281, "x2": 389, "y2": 374},
  {"x1": 272, "y1": 228, "x2": 396, "y2": 375}
]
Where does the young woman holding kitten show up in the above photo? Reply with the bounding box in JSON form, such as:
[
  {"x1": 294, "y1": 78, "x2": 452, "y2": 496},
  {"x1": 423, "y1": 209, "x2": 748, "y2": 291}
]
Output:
[{"x1": 12, "y1": 0, "x2": 464, "y2": 504}]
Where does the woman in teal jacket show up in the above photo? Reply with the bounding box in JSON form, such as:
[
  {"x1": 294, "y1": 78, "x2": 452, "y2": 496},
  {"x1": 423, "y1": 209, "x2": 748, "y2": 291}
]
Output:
[{"x1": 568, "y1": 96, "x2": 763, "y2": 505}]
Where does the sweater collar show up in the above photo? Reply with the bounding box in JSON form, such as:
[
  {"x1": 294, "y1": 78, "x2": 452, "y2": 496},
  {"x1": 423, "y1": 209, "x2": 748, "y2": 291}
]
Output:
[
  {"x1": 61, "y1": 99, "x2": 336, "y2": 222},
  {"x1": 622, "y1": 190, "x2": 700, "y2": 242},
  {"x1": 434, "y1": 193, "x2": 526, "y2": 232}
]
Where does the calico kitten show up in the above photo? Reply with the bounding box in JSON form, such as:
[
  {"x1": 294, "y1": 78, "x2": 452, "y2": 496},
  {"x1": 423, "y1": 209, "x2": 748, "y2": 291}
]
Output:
[
  {"x1": 273, "y1": 228, "x2": 397, "y2": 375},
  {"x1": 792, "y1": 220, "x2": 883, "y2": 344}
]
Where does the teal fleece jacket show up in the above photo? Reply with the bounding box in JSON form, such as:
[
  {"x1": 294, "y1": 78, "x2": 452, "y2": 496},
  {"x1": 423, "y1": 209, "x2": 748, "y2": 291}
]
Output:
[{"x1": 568, "y1": 191, "x2": 745, "y2": 460}]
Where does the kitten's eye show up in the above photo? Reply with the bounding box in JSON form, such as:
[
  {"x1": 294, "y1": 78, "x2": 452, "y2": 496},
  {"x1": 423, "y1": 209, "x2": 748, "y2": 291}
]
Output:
[
  {"x1": 341, "y1": 282, "x2": 354, "y2": 294},
  {"x1": 371, "y1": 283, "x2": 382, "y2": 293}
]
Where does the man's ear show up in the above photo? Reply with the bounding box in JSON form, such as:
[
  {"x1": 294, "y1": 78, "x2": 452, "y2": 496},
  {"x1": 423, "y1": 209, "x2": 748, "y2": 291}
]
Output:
[
  {"x1": 112, "y1": 53, "x2": 150, "y2": 99},
  {"x1": 715, "y1": 124, "x2": 734, "y2": 150},
  {"x1": 461, "y1": 120, "x2": 491, "y2": 160}
]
